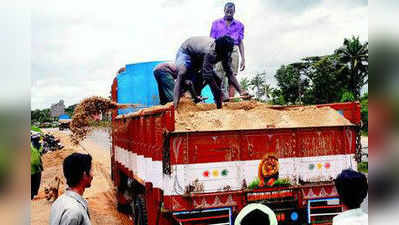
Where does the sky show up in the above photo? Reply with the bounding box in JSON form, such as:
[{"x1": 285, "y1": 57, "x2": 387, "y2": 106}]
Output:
[{"x1": 30, "y1": 0, "x2": 368, "y2": 110}]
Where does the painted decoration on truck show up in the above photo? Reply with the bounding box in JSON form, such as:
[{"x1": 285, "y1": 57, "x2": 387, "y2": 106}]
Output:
[
  {"x1": 193, "y1": 194, "x2": 237, "y2": 209},
  {"x1": 258, "y1": 154, "x2": 279, "y2": 187},
  {"x1": 278, "y1": 154, "x2": 357, "y2": 183},
  {"x1": 116, "y1": 144, "x2": 356, "y2": 196}
]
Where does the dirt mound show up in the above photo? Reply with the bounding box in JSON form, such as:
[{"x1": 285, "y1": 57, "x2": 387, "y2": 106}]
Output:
[
  {"x1": 31, "y1": 129, "x2": 131, "y2": 225},
  {"x1": 175, "y1": 99, "x2": 352, "y2": 131}
]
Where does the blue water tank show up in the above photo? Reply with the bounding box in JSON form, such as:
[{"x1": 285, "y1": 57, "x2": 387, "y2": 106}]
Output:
[{"x1": 117, "y1": 61, "x2": 165, "y2": 114}]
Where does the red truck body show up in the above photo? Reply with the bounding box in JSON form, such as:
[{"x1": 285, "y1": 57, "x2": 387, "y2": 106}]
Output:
[{"x1": 110, "y1": 78, "x2": 361, "y2": 225}]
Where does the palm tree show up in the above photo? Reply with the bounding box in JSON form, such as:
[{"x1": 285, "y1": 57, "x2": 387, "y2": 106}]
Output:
[
  {"x1": 336, "y1": 36, "x2": 368, "y2": 100},
  {"x1": 239, "y1": 77, "x2": 251, "y2": 92},
  {"x1": 250, "y1": 72, "x2": 266, "y2": 99},
  {"x1": 260, "y1": 83, "x2": 272, "y2": 101}
]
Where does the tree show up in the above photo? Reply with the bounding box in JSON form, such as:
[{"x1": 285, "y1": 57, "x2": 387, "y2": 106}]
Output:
[
  {"x1": 31, "y1": 109, "x2": 42, "y2": 123},
  {"x1": 239, "y1": 77, "x2": 251, "y2": 92},
  {"x1": 65, "y1": 104, "x2": 77, "y2": 117},
  {"x1": 335, "y1": 36, "x2": 368, "y2": 100},
  {"x1": 250, "y1": 72, "x2": 272, "y2": 101},
  {"x1": 261, "y1": 83, "x2": 272, "y2": 100},
  {"x1": 270, "y1": 88, "x2": 286, "y2": 105},
  {"x1": 340, "y1": 91, "x2": 355, "y2": 102},
  {"x1": 303, "y1": 55, "x2": 347, "y2": 104},
  {"x1": 274, "y1": 65, "x2": 308, "y2": 104}
]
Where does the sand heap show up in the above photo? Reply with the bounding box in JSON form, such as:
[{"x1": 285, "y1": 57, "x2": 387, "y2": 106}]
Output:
[{"x1": 174, "y1": 98, "x2": 352, "y2": 131}]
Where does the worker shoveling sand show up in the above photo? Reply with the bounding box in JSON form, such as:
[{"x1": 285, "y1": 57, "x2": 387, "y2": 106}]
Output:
[
  {"x1": 70, "y1": 96, "x2": 137, "y2": 145},
  {"x1": 174, "y1": 97, "x2": 353, "y2": 131}
]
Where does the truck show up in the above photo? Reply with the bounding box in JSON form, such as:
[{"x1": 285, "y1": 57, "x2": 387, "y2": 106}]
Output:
[
  {"x1": 110, "y1": 61, "x2": 362, "y2": 225},
  {"x1": 58, "y1": 114, "x2": 72, "y2": 130}
]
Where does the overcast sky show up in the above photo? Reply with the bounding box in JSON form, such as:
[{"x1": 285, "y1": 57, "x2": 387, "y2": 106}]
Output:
[{"x1": 30, "y1": 0, "x2": 368, "y2": 110}]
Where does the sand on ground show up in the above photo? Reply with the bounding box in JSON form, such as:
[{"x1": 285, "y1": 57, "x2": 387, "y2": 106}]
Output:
[{"x1": 31, "y1": 129, "x2": 132, "y2": 225}]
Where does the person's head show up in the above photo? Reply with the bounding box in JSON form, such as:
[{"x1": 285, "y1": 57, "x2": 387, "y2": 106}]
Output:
[
  {"x1": 235, "y1": 204, "x2": 277, "y2": 225},
  {"x1": 335, "y1": 169, "x2": 368, "y2": 209},
  {"x1": 215, "y1": 36, "x2": 234, "y2": 59},
  {"x1": 63, "y1": 153, "x2": 93, "y2": 189},
  {"x1": 241, "y1": 209, "x2": 270, "y2": 225},
  {"x1": 224, "y1": 2, "x2": 235, "y2": 21}
]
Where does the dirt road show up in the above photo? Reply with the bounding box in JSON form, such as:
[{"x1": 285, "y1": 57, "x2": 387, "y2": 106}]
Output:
[{"x1": 31, "y1": 129, "x2": 131, "y2": 225}]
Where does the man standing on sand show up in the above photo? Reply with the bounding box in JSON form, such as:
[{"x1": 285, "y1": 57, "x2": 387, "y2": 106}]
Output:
[
  {"x1": 173, "y1": 36, "x2": 248, "y2": 109},
  {"x1": 50, "y1": 153, "x2": 93, "y2": 225},
  {"x1": 210, "y1": 2, "x2": 246, "y2": 98}
]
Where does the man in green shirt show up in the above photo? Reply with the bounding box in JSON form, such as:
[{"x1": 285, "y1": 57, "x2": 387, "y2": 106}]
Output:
[{"x1": 31, "y1": 133, "x2": 43, "y2": 199}]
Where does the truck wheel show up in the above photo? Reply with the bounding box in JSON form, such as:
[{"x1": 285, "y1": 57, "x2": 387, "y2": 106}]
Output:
[{"x1": 134, "y1": 194, "x2": 148, "y2": 225}]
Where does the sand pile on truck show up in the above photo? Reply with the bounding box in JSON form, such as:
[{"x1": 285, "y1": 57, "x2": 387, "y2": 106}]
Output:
[
  {"x1": 173, "y1": 98, "x2": 353, "y2": 131},
  {"x1": 73, "y1": 96, "x2": 352, "y2": 135}
]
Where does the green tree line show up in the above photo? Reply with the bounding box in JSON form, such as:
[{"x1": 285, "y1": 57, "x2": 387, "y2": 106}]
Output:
[
  {"x1": 239, "y1": 36, "x2": 368, "y2": 134},
  {"x1": 31, "y1": 104, "x2": 76, "y2": 124}
]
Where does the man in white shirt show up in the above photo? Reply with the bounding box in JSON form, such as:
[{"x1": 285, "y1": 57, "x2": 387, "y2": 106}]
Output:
[
  {"x1": 333, "y1": 169, "x2": 368, "y2": 225},
  {"x1": 50, "y1": 153, "x2": 93, "y2": 225}
]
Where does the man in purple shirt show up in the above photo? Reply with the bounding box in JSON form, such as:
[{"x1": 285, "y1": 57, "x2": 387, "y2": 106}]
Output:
[{"x1": 210, "y1": 2, "x2": 245, "y2": 98}]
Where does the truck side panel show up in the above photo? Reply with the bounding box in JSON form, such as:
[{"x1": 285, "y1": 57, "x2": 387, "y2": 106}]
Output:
[{"x1": 163, "y1": 126, "x2": 357, "y2": 197}]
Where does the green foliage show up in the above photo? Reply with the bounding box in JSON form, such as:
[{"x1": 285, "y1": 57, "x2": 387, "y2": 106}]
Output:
[
  {"x1": 270, "y1": 88, "x2": 286, "y2": 105},
  {"x1": 358, "y1": 162, "x2": 368, "y2": 173},
  {"x1": 250, "y1": 72, "x2": 272, "y2": 100},
  {"x1": 274, "y1": 65, "x2": 308, "y2": 104},
  {"x1": 240, "y1": 73, "x2": 273, "y2": 102},
  {"x1": 239, "y1": 77, "x2": 251, "y2": 92},
  {"x1": 335, "y1": 36, "x2": 368, "y2": 100},
  {"x1": 273, "y1": 178, "x2": 291, "y2": 187},
  {"x1": 272, "y1": 36, "x2": 368, "y2": 105},
  {"x1": 341, "y1": 91, "x2": 355, "y2": 102},
  {"x1": 303, "y1": 55, "x2": 347, "y2": 104},
  {"x1": 31, "y1": 103, "x2": 77, "y2": 125},
  {"x1": 65, "y1": 104, "x2": 77, "y2": 117},
  {"x1": 248, "y1": 178, "x2": 260, "y2": 190},
  {"x1": 31, "y1": 108, "x2": 52, "y2": 123},
  {"x1": 31, "y1": 125, "x2": 42, "y2": 133},
  {"x1": 247, "y1": 177, "x2": 291, "y2": 189}
]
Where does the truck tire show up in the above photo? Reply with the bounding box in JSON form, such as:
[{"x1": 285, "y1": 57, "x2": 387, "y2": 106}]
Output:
[{"x1": 134, "y1": 195, "x2": 148, "y2": 225}]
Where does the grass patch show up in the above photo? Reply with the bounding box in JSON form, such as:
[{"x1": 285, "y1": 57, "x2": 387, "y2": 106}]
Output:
[
  {"x1": 248, "y1": 178, "x2": 260, "y2": 189},
  {"x1": 247, "y1": 177, "x2": 291, "y2": 189},
  {"x1": 274, "y1": 178, "x2": 291, "y2": 187},
  {"x1": 358, "y1": 162, "x2": 368, "y2": 173},
  {"x1": 31, "y1": 125, "x2": 42, "y2": 133}
]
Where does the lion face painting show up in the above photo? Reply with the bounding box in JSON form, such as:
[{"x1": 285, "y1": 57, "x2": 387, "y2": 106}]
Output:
[{"x1": 258, "y1": 154, "x2": 279, "y2": 187}]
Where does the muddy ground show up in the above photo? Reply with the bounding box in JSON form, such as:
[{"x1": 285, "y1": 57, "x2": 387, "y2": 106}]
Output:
[{"x1": 31, "y1": 129, "x2": 131, "y2": 225}]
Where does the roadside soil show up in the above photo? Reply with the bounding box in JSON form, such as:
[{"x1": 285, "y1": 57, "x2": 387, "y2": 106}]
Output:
[{"x1": 31, "y1": 129, "x2": 132, "y2": 225}]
